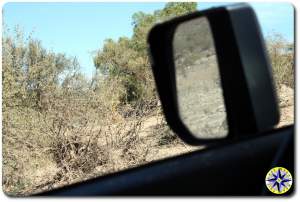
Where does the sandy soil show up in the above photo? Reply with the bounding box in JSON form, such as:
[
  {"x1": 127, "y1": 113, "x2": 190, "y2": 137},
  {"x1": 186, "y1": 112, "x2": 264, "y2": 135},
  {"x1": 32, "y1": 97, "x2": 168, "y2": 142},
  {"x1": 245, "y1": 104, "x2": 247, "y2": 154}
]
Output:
[{"x1": 277, "y1": 84, "x2": 294, "y2": 127}]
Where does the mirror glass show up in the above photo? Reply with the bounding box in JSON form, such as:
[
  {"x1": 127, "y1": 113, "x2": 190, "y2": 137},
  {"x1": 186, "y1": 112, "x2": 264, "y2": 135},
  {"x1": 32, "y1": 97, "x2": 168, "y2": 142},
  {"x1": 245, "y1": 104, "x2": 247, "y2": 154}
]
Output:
[{"x1": 173, "y1": 17, "x2": 228, "y2": 139}]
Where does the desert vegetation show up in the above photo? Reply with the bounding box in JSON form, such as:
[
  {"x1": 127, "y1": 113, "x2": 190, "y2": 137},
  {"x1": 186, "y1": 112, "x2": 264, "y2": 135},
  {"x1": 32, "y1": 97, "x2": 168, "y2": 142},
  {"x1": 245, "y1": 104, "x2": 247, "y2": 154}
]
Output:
[
  {"x1": 266, "y1": 33, "x2": 294, "y2": 127},
  {"x1": 2, "y1": 2, "x2": 294, "y2": 196}
]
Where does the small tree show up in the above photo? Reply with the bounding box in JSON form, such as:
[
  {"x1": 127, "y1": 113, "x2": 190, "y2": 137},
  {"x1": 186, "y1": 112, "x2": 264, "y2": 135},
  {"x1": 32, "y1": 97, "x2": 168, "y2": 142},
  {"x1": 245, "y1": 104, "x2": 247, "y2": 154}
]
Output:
[
  {"x1": 93, "y1": 2, "x2": 197, "y2": 108},
  {"x1": 2, "y1": 28, "x2": 77, "y2": 110}
]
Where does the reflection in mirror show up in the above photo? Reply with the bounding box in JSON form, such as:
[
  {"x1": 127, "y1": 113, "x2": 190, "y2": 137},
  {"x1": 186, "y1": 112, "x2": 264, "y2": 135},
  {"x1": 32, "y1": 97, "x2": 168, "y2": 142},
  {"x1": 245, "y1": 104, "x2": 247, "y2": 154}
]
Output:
[{"x1": 173, "y1": 17, "x2": 228, "y2": 139}]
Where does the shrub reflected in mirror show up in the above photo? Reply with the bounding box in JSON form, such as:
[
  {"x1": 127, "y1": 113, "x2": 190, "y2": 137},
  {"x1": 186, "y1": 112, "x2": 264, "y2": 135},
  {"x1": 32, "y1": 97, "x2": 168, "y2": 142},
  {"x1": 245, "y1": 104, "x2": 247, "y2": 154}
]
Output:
[{"x1": 173, "y1": 17, "x2": 228, "y2": 139}]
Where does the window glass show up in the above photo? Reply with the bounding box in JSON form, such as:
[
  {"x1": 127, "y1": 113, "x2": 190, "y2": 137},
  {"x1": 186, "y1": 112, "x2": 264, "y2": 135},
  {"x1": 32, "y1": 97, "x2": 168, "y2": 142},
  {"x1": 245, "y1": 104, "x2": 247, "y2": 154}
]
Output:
[{"x1": 2, "y1": 2, "x2": 294, "y2": 196}]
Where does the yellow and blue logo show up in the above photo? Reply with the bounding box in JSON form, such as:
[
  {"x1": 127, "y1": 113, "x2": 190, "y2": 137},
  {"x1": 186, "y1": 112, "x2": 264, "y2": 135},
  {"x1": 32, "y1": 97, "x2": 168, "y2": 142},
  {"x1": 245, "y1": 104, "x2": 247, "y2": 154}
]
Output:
[{"x1": 265, "y1": 167, "x2": 293, "y2": 194}]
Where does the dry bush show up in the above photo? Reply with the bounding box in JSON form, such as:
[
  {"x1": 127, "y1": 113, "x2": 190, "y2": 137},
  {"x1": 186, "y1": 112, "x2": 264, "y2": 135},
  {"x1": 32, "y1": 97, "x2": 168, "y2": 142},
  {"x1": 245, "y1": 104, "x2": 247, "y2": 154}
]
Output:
[
  {"x1": 265, "y1": 33, "x2": 294, "y2": 127},
  {"x1": 36, "y1": 90, "x2": 106, "y2": 181},
  {"x1": 11, "y1": 85, "x2": 157, "y2": 195},
  {"x1": 266, "y1": 33, "x2": 294, "y2": 89},
  {"x1": 2, "y1": 107, "x2": 56, "y2": 195},
  {"x1": 2, "y1": 86, "x2": 161, "y2": 195}
]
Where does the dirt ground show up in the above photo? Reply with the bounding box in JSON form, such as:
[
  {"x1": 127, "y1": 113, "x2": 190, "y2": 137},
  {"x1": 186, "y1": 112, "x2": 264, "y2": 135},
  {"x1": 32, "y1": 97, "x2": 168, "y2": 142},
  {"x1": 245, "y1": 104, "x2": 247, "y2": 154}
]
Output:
[
  {"x1": 277, "y1": 84, "x2": 294, "y2": 127},
  {"x1": 176, "y1": 54, "x2": 227, "y2": 139}
]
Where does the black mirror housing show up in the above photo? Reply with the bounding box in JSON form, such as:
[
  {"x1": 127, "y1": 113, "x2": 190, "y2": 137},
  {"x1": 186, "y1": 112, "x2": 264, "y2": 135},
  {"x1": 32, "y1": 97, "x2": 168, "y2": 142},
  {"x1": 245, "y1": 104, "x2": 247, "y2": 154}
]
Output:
[{"x1": 147, "y1": 3, "x2": 279, "y2": 145}]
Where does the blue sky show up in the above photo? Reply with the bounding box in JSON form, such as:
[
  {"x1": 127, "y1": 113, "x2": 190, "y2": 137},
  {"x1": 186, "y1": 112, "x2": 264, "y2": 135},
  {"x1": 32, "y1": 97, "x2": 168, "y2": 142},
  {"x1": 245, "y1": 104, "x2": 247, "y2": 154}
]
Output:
[{"x1": 3, "y1": 2, "x2": 294, "y2": 79}]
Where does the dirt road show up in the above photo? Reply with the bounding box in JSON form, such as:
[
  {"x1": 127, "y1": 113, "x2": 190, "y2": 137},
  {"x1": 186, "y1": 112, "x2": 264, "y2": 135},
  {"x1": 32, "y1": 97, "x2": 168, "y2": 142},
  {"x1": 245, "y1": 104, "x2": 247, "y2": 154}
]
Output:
[{"x1": 176, "y1": 54, "x2": 228, "y2": 139}]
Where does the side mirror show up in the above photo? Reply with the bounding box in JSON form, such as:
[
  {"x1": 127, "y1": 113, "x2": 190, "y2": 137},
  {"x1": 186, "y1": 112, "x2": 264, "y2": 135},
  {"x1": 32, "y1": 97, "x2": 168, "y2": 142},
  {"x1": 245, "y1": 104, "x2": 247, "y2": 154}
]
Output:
[{"x1": 147, "y1": 3, "x2": 279, "y2": 145}]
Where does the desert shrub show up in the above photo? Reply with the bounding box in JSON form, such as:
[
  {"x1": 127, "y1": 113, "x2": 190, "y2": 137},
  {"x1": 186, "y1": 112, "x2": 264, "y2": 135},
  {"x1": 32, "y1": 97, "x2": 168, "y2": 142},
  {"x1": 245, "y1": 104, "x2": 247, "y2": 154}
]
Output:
[
  {"x1": 93, "y1": 3, "x2": 197, "y2": 110},
  {"x1": 266, "y1": 33, "x2": 294, "y2": 89},
  {"x1": 2, "y1": 28, "x2": 76, "y2": 111},
  {"x1": 2, "y1": 29, "x2": 92, "y2": 195},
  {"x1": 114, "y1": 120, "x2": 149, "y2": 166},
  {"x1": 2, "y1": 106, "x2": 55, "y2": 195}
]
